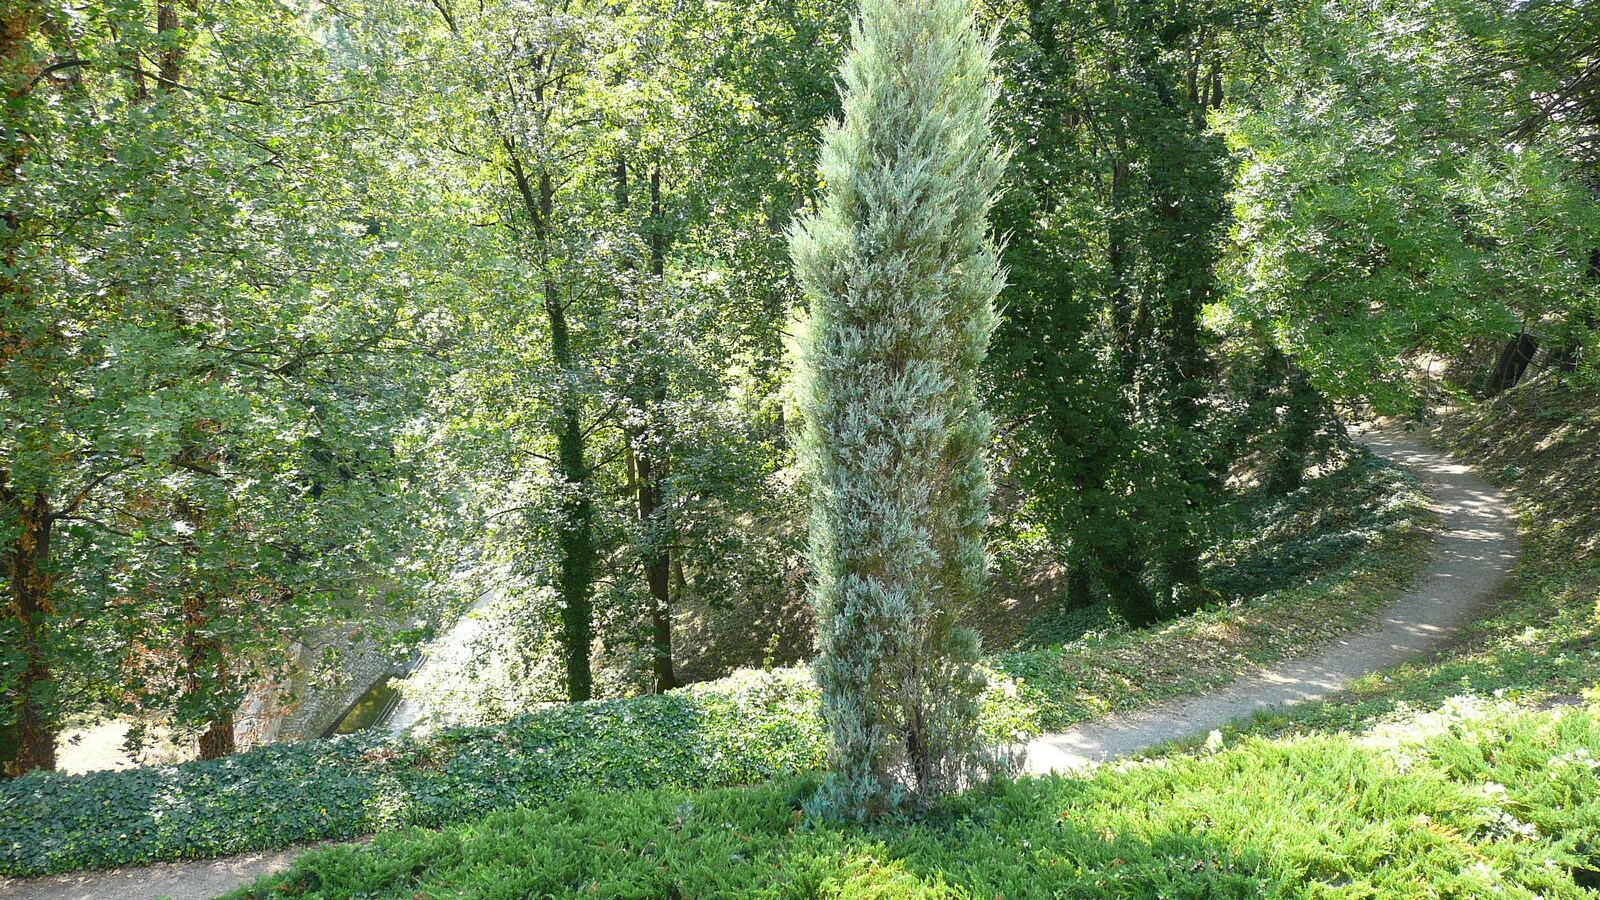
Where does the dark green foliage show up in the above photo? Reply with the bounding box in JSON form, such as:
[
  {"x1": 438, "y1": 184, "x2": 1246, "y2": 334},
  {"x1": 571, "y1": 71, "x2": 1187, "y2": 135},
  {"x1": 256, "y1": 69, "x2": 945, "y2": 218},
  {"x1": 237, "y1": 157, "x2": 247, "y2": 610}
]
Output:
[
  {"x1": 0, "y1": 671, "x2": 824, "y2": 876},
  {"x1": 1207, "y1": 454, "x2": 1417, "y2": 599},
  {"x1": 225, "y1": 700, "x2": 1600, "y2": 899},
  {"x1": 1014, "y1": 452, "x2": 1408, "y2": 645},
  {"x1": 988, "y1": 0, "x2": 1262, "y2": 629},
  {"x1": 1018, "y1": 603, "x2": 1125, "y2": 650}
]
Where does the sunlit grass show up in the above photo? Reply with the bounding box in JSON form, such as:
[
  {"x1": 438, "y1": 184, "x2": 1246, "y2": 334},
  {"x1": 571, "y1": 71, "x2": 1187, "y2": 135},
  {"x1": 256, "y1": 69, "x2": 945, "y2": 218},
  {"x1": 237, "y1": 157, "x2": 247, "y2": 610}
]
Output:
[{"x1": 225, "y1": 697, "x2": 1600, "y2": 899}]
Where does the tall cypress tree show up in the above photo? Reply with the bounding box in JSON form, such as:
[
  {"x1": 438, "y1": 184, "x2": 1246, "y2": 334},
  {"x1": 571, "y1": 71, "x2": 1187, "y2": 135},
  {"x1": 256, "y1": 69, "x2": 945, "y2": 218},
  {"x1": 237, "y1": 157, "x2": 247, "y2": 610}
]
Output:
[{"x1": 789, "y1": 0, "x2": 1006, "y2": 818}]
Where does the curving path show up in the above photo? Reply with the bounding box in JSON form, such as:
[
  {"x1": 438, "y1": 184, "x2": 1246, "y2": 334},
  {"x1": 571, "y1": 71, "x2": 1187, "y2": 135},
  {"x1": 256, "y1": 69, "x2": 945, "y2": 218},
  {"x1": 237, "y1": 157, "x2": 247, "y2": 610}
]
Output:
[
  {"x1": 0, "y1": 430, "x2": 1517, "y2": 900},
  {"x1": 1024, "y1": 428, "x2": 1519, "y2": 773}
]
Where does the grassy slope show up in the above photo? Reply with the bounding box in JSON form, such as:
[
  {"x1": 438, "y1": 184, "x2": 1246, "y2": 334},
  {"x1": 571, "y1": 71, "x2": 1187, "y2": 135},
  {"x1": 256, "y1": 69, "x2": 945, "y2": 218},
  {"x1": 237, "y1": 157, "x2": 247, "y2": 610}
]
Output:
[
  {"x1": 225, "y1": 699, "x2": 1600, "y2": 899},
  {"x1": 0, "y1": 450, "x2": 1434, "y2": 878},
  {"x1": 225, "y1": 380, "x2": 1600, "y2": 900}
]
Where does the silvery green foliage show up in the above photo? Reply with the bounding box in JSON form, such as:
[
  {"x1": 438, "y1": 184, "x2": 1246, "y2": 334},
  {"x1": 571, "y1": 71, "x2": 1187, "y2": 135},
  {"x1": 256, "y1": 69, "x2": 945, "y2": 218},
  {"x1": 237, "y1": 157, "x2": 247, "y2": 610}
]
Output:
[{"x1": 789, "y1": 0, "x2": 1007, "y2": 818}]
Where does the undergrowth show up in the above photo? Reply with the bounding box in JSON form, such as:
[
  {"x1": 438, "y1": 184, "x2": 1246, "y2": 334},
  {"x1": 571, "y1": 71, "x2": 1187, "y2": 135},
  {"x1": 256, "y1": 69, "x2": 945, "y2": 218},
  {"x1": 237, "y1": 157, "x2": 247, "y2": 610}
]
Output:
[
  {"x1": 1015, "y1": 454, "x2": 1423, "y2": 649},
  {"x1": 226, "y1": 697, "x2": 1600, "y2": 899},
  {"x1": 995, "y1": 452, "x2": 1433, "y2": 730},
  {"x1": 0, "y1": 444, "x2": 1434, "y2": 876}
]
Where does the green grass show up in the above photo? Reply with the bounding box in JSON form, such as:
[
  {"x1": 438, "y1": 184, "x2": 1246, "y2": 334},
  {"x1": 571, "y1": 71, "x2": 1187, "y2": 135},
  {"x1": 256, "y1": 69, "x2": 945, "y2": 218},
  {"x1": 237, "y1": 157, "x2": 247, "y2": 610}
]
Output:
[{"x1": 225, "y1": 696, "x2": 1600, "y2": 899}]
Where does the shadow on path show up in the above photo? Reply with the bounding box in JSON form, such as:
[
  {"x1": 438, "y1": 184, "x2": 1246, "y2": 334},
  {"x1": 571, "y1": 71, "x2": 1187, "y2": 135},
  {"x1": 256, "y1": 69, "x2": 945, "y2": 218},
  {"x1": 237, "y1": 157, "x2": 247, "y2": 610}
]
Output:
[{"x1": 1024, "y1": 428, "x2": 1518, "y2": 773}]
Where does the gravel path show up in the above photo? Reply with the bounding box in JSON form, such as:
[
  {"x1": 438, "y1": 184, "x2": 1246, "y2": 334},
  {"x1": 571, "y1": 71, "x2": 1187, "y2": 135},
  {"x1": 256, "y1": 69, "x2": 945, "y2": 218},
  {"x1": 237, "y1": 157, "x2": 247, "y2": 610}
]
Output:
[
  {"x1": 1024, "y1": 428, "x2": 1517, "y2": 773},
  {"x1": 0, "y1": 430, "x2": 1516, "y2": 900}
]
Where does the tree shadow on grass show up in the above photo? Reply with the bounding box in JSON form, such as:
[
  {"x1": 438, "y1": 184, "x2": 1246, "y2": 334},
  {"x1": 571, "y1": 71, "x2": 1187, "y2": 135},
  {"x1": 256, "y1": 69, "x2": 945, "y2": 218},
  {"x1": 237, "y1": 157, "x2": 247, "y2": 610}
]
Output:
[{"x1": 230, "y1": 773, "x2": 1278, "y2": 900}]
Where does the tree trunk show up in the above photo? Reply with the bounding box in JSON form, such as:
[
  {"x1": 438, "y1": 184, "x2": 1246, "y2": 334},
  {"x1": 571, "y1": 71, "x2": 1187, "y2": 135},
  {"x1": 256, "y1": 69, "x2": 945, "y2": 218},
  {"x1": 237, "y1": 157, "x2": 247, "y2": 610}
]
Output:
[
  {"x1": 0, "y1": 7, "x2": 58, "y2": 778},
  {"x1": 641, "y1": 167, "x2": 673, "y2": 693},
  {"x1": 1103, "y1": 554, "x2": 1159, "y2": 629},
  {"x1": 548, "y1": 287, "x2": 595, "y2": 703},
  {"x1": 1063, "y1": 561, "x2": 1093, "y2": 613},
  {"x1": 1108, "y1": 122, "x2": 1137, "y2": 384},
  {"x1": 155, "y1": 0, "x2": 198, "y2": 91},
  {"x1": 618, "y1": 157, "x2": 676, "y2": 694},
  {"x1": 1265, "y1": 364, "x2": 1322, "y2": 495},
  {"x1": 639, "y1": 444, "x2": 673, "y2": 694},
  {"x1": 1485, "y1": 331, "x2": 1537, "y2": 396},
  {"x1": 1, "y1": 489, "x2": 58, "y2": 776},
  {"x1": 173, "y1": 492, "x2": 236, "y2": 759},
  {"x1": 181, "y1": 590, "x2": 236, "y2": 759},
  {"x1": 512, "y1": 131, "x2": 596, "y2": 703}
]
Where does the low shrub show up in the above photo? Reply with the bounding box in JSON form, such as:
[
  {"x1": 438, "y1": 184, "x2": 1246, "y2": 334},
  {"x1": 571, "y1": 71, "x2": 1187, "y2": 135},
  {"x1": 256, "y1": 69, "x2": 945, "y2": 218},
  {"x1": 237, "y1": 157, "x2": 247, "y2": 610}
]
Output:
[
  {"x1": 0, "y1": 669, "x2": 825, "y2": 876},
  {"x1": 225, "y1": 699, "x2": 1600, "y2": 899}
]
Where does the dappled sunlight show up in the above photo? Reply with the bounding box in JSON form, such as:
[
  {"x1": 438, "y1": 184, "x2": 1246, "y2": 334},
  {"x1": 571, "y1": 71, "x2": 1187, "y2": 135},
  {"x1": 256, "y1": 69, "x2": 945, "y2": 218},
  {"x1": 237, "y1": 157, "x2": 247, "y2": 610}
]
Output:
[{"x1": 1024, "y1": 430, "x2": 1517, "y2": 775}]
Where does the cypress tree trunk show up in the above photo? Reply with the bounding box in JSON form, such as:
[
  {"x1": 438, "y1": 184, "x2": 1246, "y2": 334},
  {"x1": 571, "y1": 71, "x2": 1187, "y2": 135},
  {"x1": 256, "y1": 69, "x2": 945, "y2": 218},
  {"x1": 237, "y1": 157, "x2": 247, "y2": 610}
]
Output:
[{"x1": 790, "y1": 0, "x2": 1006, "y2": 818}]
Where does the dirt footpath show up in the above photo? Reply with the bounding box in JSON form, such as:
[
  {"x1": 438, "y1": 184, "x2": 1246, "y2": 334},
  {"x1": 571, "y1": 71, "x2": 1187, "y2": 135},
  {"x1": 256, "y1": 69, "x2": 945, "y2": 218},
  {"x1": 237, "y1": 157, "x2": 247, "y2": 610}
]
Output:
[
  {"x1": 0, "y1": 845, "x2": 318, "y2": 900},
  {"x1": 1025, "y1": 428, "x2": 1518, "y2": 772}
]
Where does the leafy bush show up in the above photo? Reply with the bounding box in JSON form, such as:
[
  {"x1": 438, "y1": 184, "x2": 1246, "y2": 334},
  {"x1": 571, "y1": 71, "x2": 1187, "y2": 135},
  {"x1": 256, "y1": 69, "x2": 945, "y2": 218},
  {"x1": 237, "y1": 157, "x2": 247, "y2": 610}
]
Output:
[{"x1": 226, "y1": 699, "x2": 1600, "y2": 899}]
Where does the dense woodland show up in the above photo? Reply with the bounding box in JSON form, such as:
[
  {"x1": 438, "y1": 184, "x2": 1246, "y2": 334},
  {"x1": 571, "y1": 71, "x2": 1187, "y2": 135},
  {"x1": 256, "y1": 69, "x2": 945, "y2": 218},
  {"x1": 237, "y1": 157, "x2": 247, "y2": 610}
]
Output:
[{"x1": 1, "y1": 0, "x2": 1596, "y2": 803}]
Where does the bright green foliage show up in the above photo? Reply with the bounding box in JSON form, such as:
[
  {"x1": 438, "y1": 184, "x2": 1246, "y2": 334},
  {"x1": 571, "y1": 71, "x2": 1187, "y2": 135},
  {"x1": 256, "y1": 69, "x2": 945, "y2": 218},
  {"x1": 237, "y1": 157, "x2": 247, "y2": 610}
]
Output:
[
  {"x1": 228, "y1": 699, "x2": 1600, "y2": 899},
  {"x1": 1222, "y1": 0, "x2": 1600, "y2": 410},
  {"x1": 789, "y1": 0, "x2": 1007, "y2": 816},
  {"x1": 346, "y1": 0, "x2": 835, "y2": 704},
  {"x1": 0, "y1": 0, "x2": 452, "y2": 770}
]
